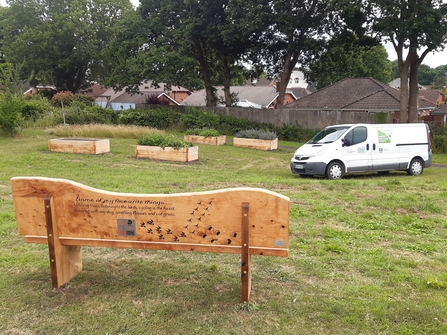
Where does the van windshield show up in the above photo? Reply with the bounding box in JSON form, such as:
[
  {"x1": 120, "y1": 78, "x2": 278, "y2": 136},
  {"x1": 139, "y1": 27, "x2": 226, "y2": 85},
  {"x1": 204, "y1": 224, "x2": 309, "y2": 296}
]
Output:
[{"x1": 308, "y1": 126, "x2": 350, "y2": 144}]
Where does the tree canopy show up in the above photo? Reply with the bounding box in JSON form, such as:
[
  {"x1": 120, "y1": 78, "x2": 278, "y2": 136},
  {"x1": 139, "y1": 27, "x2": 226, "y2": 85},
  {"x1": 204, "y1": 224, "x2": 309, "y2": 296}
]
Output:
[
  {"x1": 302, "y1": 35, "x2": 392, "y2": 89},
  {"x1": 370, "y1": 0, "x2": 447, "y2": 122},
  {"x1": 1, "y1": 0, "x2": 133, "y2": 93},
  {"x1": 0, "y1": 0, "x2": 446, "y2": 115}
]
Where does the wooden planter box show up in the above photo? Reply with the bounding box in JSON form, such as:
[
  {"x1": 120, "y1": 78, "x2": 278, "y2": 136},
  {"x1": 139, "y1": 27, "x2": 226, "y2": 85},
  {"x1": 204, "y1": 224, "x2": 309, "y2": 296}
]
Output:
[
  {"x1": 233, "y1": 137, "x2": 278, "y2": 151},
  {"x1": 135, "y1": 145, "x2": 198, "y2": 162},
  {"x1": 184, "y1": 135, "x2": 226, "y2": 146},
  {"x1": 48, "y1": 138, "x2": 110, "y2": 155}
]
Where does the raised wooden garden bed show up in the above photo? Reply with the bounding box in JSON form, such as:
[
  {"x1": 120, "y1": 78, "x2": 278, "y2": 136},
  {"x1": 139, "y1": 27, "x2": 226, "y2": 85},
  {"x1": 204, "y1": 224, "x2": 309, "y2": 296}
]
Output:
[
  {"x1": 233, "y1": 138, "x2": 278, "y2": 151},
  {"x1": 135, "y1": 145, "x2": 199, "y2": 162},
  {"x1": 184, "y1": 135, "x2": 226, "y2": 146},
  {"x1": 48, "y1": 138, "x2": 110, "y2": 154}
]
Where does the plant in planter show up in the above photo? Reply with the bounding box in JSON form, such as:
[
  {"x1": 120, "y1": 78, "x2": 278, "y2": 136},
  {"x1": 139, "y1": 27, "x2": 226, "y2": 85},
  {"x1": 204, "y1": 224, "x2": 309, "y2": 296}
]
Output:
[
  {"x1": 184, "y1": 128, "x2": 226, "y2": 145},
  {"x1": 135, "y1": 133, "x2": 198, "y2": 162},
  {"x1": 233, "y1": 129, "x2": 278, "y2": 150}
]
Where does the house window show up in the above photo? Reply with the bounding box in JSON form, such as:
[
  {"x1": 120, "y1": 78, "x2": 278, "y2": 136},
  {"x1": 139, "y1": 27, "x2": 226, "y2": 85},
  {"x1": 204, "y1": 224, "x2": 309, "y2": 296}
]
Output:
[{"x1": 294, "y1": 78, "x2": 299, "y2": 84}]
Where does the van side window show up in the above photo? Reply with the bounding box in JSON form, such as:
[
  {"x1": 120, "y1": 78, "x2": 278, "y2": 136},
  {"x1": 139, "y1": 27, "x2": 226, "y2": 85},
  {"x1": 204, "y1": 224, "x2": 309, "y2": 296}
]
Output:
[{"x1": 344, "y1": 127, "x2": 367, "y2": 146}]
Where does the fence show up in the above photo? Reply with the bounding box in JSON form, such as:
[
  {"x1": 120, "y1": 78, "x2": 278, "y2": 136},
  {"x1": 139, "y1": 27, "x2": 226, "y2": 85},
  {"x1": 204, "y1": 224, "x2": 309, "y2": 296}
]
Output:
[
  {"x1": 211, "y1": 107, "x2": 394, "y2": 129},
  {"x1": 136, "y1": 104, "x2": 447, "y2": 131}
]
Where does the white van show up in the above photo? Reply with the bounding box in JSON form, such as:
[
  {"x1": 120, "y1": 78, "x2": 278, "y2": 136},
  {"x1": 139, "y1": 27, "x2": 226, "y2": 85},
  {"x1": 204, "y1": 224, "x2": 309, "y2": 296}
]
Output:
[{"x1": 290, "y1": 123, "x2": 432, "y2": 179}]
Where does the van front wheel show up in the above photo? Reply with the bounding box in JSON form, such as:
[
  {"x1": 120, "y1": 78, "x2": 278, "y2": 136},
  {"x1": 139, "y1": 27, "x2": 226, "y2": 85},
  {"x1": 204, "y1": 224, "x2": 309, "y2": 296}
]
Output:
[
  {"x1": 326, "y1": 162, "x2": 344, "y2": 179},
  {"x1": 407, "y1": 158, "x2": 424, "y2": 176}
]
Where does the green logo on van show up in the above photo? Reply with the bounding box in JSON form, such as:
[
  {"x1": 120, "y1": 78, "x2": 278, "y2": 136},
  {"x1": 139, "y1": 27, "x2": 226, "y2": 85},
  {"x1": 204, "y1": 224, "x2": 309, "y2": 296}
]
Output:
[{"x1": 378, "y1": 130, "x2": 391, "y2": 143}]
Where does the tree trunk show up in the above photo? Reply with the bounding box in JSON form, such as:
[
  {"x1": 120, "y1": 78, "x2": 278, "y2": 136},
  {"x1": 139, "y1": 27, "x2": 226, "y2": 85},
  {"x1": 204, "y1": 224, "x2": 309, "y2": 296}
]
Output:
[
  {"x1": 408, "y1": 44, "x2": 431, "y2": 123},
  {"x1": 193, "y1": 37, "x2": 216, "y2": 107},
  {"x1": 399, "y1": 70, "x2": 409, "y2": 123},
  {"x1": 394, "y1": 41, "x2": 410, "y2": 123},
  {"x1": 408, "y1": 54, "x2": 421, "y2": 123},
  {"x1": 276, "y1": 51, "x2": 298, "y2": 109},
  {"x1": 219, "y1": 53, "x2": 232, "y2": 107}
]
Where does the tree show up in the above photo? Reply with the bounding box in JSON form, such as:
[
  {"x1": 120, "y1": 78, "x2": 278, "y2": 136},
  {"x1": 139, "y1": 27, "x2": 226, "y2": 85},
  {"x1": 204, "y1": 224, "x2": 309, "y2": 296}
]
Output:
[
  {"x1": 103, "y1": 0, "x2": 254, "y2": 107},
  {"x1": 418, "y1": 64, "x2": 436, "y2": 86},
  {"x1": 302, "y1": 35, "x2": 392, "y2": 88},
  {"x1": 1, "y1": 0, "x2": 133, "y2": 93},
  {"x1": 432, "y1": 64, "x2": 447, "y2": 89},
  {"x1": 242, "y1": 0, "x2": 330, "y2": 108},
  {"x1": 370, "y1": 0, "x2": 447, "y2": 122}
]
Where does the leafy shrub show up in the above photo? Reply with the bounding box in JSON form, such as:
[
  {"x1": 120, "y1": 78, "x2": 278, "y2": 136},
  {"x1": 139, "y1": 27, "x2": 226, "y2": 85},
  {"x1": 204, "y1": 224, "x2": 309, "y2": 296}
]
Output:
[
  {"x1": 217, "y1": 114, "x2": 258, "y2": 134},
  {"x1": 21, "y1": 97, "x2": 54, "y2": 121},
  {"x1": 137, "y1": 133, "x2": 194, "y2": 149},
  {"x1": 119, "y1": 107, "x2": 183, "y2": 129},
  {"x1": 51, "y1": 91, "x2": 95, "y2": 107},
  {"x1": 80, "y1": 105, "x2": 119, "y2": 124},
  {"x1": 0, "y1": 94, "x2": 25, "y2": 135},
  {"x1": 432, "y1": 135, "x2": 447, "y2": 154},
  {"x1": 235, "y1": 129, "x2": 278, "y2": 140},
  {"x1": 279, "y1": 123, "x2": 320, "y2": 142},
  {"x1": 55, "y1": 103, "x2": 118, "y2": 125},
  {"x1": 47, "y1": 124, "x2": 165, "y2": 139},
  {"x1": 182, "y1": 107, "x2": 220, "y2": 129},
  {"x1": 375, "y1": 112, "x2": 388, "y2": 124},
  {"x1": 185, "y1": 128, "x2": 221, "y2": 137}
]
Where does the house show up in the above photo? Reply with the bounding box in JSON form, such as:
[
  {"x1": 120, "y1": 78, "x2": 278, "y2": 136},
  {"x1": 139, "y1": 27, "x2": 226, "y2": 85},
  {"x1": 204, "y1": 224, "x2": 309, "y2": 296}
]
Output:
[
  {"x1": 430, "y1": 103, "x2": 447, "y2": 122},
  {"x1": 78, "y1": 83, "x2": 108, "y2": 98},
  {"x1": 95, "y1": 82, "x2": 191, "y2": 111},
  {"x1": 250, "y1": 69, "x2": 314, "y2": 98},
  {"x1": 389, "y1": 78, "x2": 425, "y2": 90},
  {"x1": 419, "y1": 88, "x2": 446, "y2": 106},
  {"x1": 181, "y1": 85, "x2": 297, "y2": 109},
  {"x1": 285, "y1": 77, "x2": 436, "y2": 121}
]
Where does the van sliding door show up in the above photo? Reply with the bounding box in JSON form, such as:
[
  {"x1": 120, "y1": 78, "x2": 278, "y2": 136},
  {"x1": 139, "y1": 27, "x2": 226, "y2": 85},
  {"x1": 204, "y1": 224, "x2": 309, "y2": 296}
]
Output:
[
  {"x1": 340, "y1": 126, "x2": 372, "y2": 172},
  {"x1": 371, "y1": 128, "x2": 400, "y2": 171}
]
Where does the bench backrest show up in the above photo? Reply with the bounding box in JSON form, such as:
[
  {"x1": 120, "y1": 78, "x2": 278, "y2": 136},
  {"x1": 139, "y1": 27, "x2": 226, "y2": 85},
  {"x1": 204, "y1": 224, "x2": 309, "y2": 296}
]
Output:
[
  {"x1": 11, "y1": 177, "x2": 289, "y2": 256},
  {"x1": 11, "y1": 176, "x2": 290, "y2": 302}
]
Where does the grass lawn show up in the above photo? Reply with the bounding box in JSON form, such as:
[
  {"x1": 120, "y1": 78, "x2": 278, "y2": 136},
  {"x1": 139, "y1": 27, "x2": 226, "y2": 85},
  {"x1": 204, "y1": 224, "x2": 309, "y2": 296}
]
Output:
[{"x1": 1, "y1": 128, "x2": 446, "y2": 335}]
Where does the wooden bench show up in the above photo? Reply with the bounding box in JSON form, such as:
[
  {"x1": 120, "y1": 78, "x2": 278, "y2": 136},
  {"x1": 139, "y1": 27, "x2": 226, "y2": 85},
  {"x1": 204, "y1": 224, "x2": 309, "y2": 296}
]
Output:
[{"x1": 10, "y1": 177, "x2": 290, "y2": 303}]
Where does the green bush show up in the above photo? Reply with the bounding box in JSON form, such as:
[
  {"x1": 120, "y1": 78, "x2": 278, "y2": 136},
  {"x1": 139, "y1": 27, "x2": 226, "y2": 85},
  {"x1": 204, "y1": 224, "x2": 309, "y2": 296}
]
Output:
[
  {"x1": 119, "y1": 107, "x2": 183, "y2": 129},
  {"x1": 279, "y1": 123, "x2": 320, "y2": 142},
  {"x1": 22, "y1": 97, "x2": 54, "y2": 121},
  {"x1": 0, "y1": 94, "x2": 25, "y2": 136},
  {"x1": 183, "y1": 107, "x2": 220, "y2": 130},
  {"x1": 54, "y1": 102, "x2": 118, "y2": 125},
  {"x1": 80, "y1": 106, "x2": 119, "y2": 124},
  {"x1": 124, "y1": 106, "x2": 269, "y2": 136},
  {"x1": 217, "y1": 114, "x2": 258, "y2": 134},
  {"x1": 375, "y1": 112, "x2": 388, "y2": 124},
  {"x1": 51, "y1": 91, "x2": 95, "y2": 107},
  {"x1": 235, "y1": 129, "x2": 278, "y2": 140},
  {"x1": 137, "y1": 133, "x2": 193, "y2": 149},
  {"x1": 185, "y1": 128, "x2": 221, "y2": 137},
  {"x1": 432, "y1": 135, "x2": 447, "y2": 154}
]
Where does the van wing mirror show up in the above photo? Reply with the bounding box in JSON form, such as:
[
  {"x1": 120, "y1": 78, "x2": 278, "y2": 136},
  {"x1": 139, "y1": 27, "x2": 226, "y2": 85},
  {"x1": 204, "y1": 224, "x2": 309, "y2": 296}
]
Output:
[{"x1": 342, "y1": 137, "x2": 351, "y2": 147}]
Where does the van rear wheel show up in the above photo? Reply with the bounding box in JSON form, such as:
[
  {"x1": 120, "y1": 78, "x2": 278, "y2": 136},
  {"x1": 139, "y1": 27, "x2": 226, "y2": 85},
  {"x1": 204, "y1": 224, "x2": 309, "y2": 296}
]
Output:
[
  {"x1": 326, "y1": 162, "x2": 344, "y2": 179},
  {"x1": 407, "y1": 158, "x2": 424, "y2": 176}
]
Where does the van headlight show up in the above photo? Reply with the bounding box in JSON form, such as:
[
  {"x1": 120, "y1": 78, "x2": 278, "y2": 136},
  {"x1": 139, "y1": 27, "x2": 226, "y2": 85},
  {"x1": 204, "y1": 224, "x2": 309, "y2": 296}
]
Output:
[{"x1": 310, "y1": 148, "x2": 325, "y2": 157}]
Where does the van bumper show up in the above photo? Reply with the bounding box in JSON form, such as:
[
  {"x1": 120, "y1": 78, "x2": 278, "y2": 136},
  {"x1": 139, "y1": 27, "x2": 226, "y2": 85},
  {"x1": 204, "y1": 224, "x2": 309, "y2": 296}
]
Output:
[{"x1": 290, "y1": 161, "x2": 327, "y2": 176}]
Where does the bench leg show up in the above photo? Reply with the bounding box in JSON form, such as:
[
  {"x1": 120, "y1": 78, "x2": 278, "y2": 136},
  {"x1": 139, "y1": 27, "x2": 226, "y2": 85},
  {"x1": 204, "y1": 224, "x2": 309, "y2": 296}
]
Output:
[
  {"x1": 45, "y1": 197, "x2": 82, "y2": 288},
  {"x1": 241, "y1": 202, "x2": 252, "y2": 303}
]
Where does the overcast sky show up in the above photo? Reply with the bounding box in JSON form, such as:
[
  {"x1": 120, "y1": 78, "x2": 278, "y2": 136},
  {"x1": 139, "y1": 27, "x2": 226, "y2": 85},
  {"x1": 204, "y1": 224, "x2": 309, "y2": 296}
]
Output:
[{"x1": 1, "y1": 0, "x2": 446, "y2": 68}]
